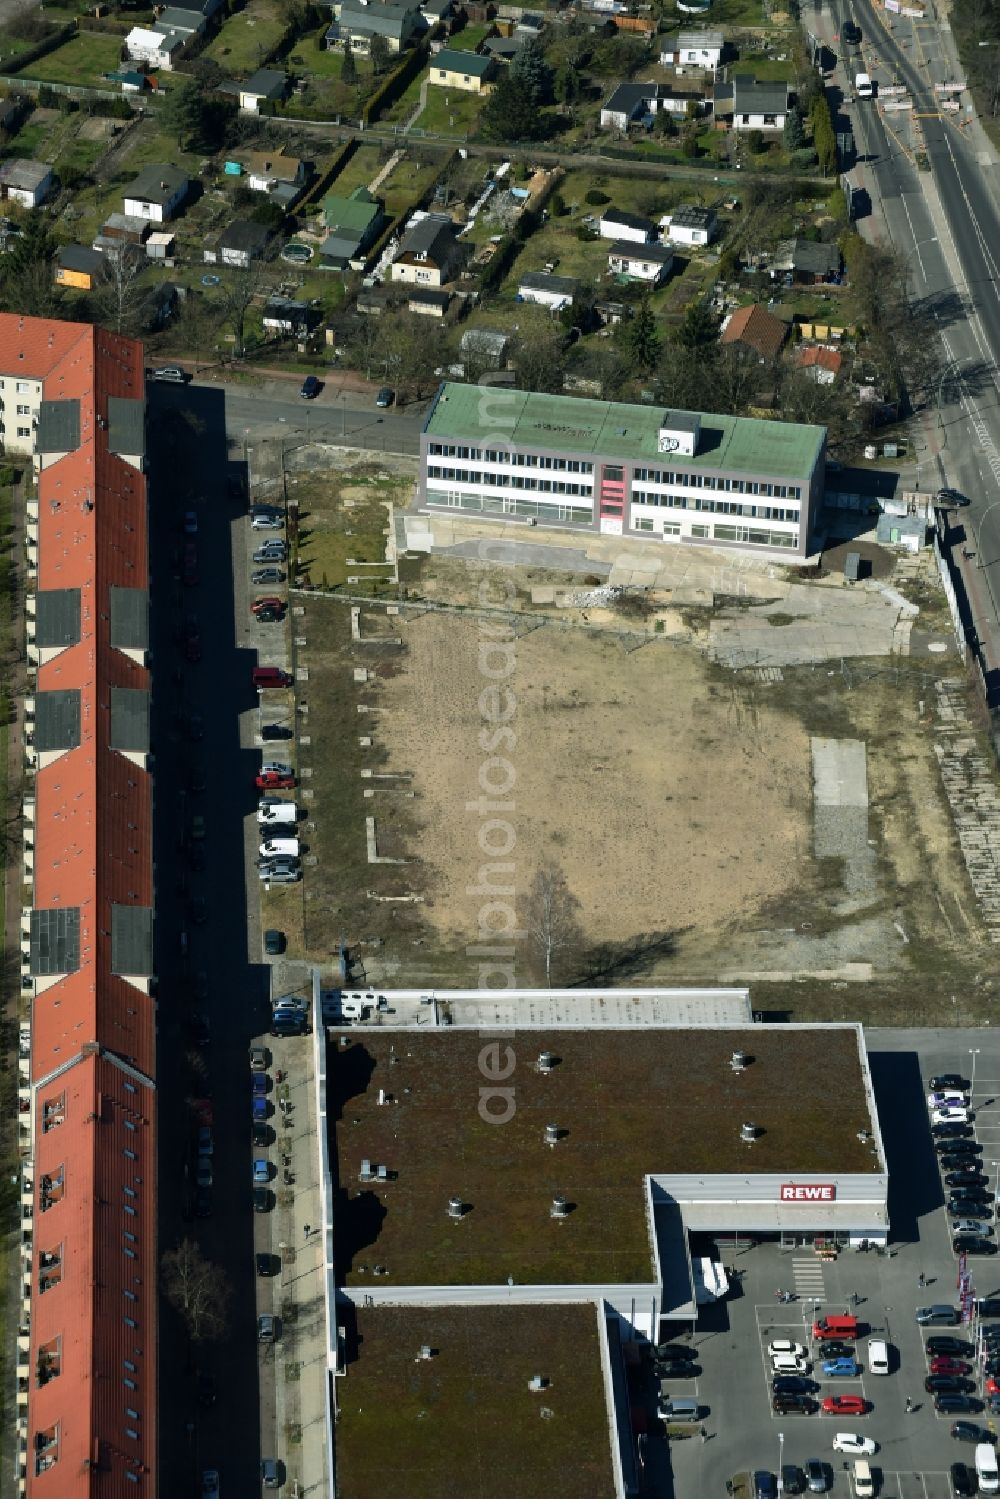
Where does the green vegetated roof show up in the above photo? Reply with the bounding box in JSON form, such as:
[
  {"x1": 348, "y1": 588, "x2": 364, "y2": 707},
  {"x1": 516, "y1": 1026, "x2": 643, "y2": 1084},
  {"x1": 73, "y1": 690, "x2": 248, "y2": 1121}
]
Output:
[
  {"x1": 336, "y1": 1305, "x2": 616, "y2": 1499},
  {"x1": 331, "y1": 1026, "x2": 876, "y2": 1290},
  {"x1": 426, "y1": 382, "x2": 825, "y2": 479},
  {"x1": 322, "y1": 190, "x2": 381, "y2": 232}
]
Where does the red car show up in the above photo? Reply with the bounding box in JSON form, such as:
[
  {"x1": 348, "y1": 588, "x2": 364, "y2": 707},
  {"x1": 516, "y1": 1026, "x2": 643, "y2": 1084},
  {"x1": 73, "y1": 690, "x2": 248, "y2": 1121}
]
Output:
[
  {"x1": 251, "y1": 596, "x2": 284, "y2": 616},
  {"x1": 256, "y1": 772, "x2": 296, "y2": 791},
  {"x1": 931, "y1": 1356, "x2": 970, "y2": 1376},
  {"x1": 987, "y1": 1374, "x2": 1000, "y2": 1396},
  {"x1": 183, "y1": 541, "x2": 199, "y2": 587},
  {"x1": 821, "y1": 1395, "x2": 867, "y2": 1417}
]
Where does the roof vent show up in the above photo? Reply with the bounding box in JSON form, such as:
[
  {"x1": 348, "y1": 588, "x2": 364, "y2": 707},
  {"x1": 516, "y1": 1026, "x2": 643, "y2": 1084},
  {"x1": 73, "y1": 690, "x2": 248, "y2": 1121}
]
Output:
[
  {"x1": 544, "y1": 1123, "x2": 561, "y2": 1146},
  {"x1": 447, "y1": 1196, "x2": 465, "y2": 1219},
  {"x1": 550, "y1": 1195, "x2": 570, "y2": 1219},
  {"x1": 416, "y1": 1346, "x2": 435, "y2": 1361},
  {"x1": 536, "y1": 1051, "x2": 557, "y2": 1073},
  {"x1": 740, "y1": 1121, "x2": 759, "y2": 1144},
  {"x1": 730, "y1": 1050, "x2": 750, "y2": 1071},
  {"x1": 528, "y1": 1374, "x2": 549, "y2": 1392}
]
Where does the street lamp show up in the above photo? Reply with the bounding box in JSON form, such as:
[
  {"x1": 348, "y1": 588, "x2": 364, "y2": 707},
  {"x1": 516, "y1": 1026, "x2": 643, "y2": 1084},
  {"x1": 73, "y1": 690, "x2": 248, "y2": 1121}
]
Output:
[
  {"x1": 777, "y1": 1431, "x2": 784, "y2": 1495},
  {"x1": 970, "y1": 1047, "x2": 982, "y2": 1100}
]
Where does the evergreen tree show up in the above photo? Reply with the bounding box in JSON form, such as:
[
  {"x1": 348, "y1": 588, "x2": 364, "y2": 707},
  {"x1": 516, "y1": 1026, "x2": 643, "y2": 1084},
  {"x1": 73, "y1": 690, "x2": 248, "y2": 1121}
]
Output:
[
  {"x1": 341, "y1": 38, "x2": 357, "y2": 85},
  {"x1": 369, "y1": 34, "x2": 390, "y2": 74},
  {"x1": 481, "y1": 71, "x2": 550, "y2": 141},
  {"x1": 620, "y1": 299, "x2": 662, "y2": 376},
  {"x1": 783, "y1": 105, "x2": 805, "y2": 150},
  {"x1": 677, "y1": 297, "x2": 719, "y2": 351},
  {"x1": 553, "y1": 60, "x2": 580, "y2": 105},
  {"x1": 510, "y1": 37, "x2": 553, "y2": 106}
]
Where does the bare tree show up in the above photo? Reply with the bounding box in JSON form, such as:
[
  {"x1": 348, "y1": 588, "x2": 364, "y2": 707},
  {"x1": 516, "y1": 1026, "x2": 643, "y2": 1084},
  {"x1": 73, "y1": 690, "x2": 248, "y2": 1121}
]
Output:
[
  {"x1": 218, "y1": 258, "x2": 274, "y2": 360},
  {"x1": 528, "y1": 864, "x2": 582, "y2": 987},
  {"x1": 94, "y1": 241, "x2": 146, "y2": 335},
  {"x1": 161, "y1": 1239, "x2": 231, "y2": 1344}
]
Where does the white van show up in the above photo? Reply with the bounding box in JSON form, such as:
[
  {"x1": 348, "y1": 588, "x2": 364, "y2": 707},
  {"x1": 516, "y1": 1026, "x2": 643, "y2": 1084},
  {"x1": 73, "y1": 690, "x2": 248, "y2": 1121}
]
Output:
[
  {"x1": 853, "y1": 1460, "x2": 874, "y2": 1498},
  {"x1": 257, "y1": 800, "x2": 296, "y2": 826},
  {"x1": 867, "y1": 1338, "x2": 889, "y2": 1375},
  {"x1": 259, "y1": 837, "x2": 300, "y2": 858},
  {"x1": 855, "y1": 71, "x2": 874, "y2": 98},
  {"x1": 977, "y1": 1443, "x2": 1000, "y2": 1494}
]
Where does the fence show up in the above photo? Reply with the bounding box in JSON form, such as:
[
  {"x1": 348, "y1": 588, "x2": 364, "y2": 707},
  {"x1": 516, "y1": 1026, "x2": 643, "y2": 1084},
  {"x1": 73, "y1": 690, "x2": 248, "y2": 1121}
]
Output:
[{"x1": 0, "y1": 19, "x2": 76, "y2": 77}]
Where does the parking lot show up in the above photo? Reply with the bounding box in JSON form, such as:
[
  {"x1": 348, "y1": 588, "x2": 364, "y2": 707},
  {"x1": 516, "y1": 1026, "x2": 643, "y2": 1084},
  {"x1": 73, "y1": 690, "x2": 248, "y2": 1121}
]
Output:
[{"x1": 657, "y1": 1033, "x2": 1000, "y2": 1499}]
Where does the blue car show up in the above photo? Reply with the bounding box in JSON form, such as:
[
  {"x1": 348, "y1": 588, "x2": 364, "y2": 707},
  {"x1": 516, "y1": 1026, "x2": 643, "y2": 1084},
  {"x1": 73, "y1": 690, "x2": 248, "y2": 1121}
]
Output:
[
  {"x1": 823, "y1": 1357, "x2": 860, "y2": 1378},
  {"x1": 252, "y1": 1095, "x2": 268, "y2": 1123},
  {"x1": 252, "y1": 1072, "x2": 268, "y2": 1098}
]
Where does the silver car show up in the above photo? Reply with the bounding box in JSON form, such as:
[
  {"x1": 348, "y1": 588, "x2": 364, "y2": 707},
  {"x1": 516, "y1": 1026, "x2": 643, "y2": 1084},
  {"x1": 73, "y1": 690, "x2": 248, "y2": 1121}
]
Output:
[{"x1": 952, "y1": 1219, "x2": 993, "y2": 1236}]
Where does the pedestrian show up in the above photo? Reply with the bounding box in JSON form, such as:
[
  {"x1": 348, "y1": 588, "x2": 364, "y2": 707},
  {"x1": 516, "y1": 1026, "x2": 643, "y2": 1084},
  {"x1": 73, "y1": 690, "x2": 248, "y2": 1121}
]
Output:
[
  {"x1": 918, "y1": 1271, "x2": 926, "y2": 1288},
  {"x1": 303, "y1": 1223, "x2": 311, "y2": 1238},
  {"x1": 905, "y1": 1396, "x2": 913, "y2": 1413},
  {"x1": 700, "y1": 1426, "x2": 707, "y2": 1444}
]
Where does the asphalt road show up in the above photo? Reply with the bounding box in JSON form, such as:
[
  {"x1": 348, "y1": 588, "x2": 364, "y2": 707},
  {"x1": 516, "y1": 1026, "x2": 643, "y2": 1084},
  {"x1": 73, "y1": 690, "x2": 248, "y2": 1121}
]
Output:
[
  {"x1": 833, "y1": 0, "x2": 1000, "y2": 649},
  {"x1": 148, "y1": 390, "x2": 270, "y2": 1498},
  {"x1": 150, "y1": 376, "x2": 430, "y2": 457}
]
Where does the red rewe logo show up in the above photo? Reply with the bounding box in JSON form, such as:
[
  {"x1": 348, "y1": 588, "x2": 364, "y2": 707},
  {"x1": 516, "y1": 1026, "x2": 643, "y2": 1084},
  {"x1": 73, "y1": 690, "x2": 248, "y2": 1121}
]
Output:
[{"x1": 780, "y1": 1183, "x2": 837, "y2": 1202}]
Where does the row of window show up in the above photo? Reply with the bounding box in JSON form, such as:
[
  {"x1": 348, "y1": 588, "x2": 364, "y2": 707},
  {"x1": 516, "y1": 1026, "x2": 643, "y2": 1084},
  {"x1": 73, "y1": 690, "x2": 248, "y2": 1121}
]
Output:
[
  {"x1": 427, "y1": 466, "x2": 590, "y2": 496},
  {"x1": 427, "y1": 489, "x2": 592, "y2": 522},
  {"x1": 427, "y1": 443, "x2": 595, "y2": 474},
  {"x1": 634, "y1": 468, "x2": 802, "y2": 499},
  {"x1": 0, "y1": 424, "x2": 32, "y2": 439},
  {"x1": 632, "y1": 492, "x2": 799, "y2": 523},
  {"x1": 0, "y1": 402, "x2": 33, "y2": 415},
  {"x1": 634, "y1": 515, "x2": 799, "y2": 548}
]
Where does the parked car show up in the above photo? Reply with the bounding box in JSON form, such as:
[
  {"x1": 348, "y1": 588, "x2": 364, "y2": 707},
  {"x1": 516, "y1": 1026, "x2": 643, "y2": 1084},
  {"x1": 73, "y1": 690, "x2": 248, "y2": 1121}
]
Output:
[
  {"x1": 261, "y1": 725, "x2": 294, "y2": 741},
  {"x1": 259, "y1": 864, "x2": 301, "y2": 884},
  {"x1": 253, "y1": 1187, "x2": 273, "y2": 1214},
  {"x1": 753, "y1": 1475, "x2": 777, "y2": 1499},
  {"x1": 928, "y1": 1337, "x2": 974, "y2": 1356},
  {"x1": 201, "y1": 1470, "x2": 220, "y2": 1498},
  {"x1": 251, "y1": 513, "x2": 284, "y2": 532},
  {"x1": 815, "y1": 1341, "x2": 855, "y2": 1361},
  {"x1": 150, "y1": 365, "x2": 189, "y2": 383},
  {"x1": 929, "y1": 1090, "x2": 969, "y2": 1109},
  {"x1": 933, "y1": 1107, "x2": 971, "y2": 1124},
  {"x1": 936, "y1": 1139, "x2": 982, "y2": 1156},
  {"x1": 253, "y1": 541, "x2": 287, "y2": 563},
  {"x1": 772, "y1": 1395, "x2": 815, "y2": 1415},
  {"x1": 197, "y1": 1126, "x2": 213, "y2": 1157},
  {"x1": 937, "y1": 487, "x2": 970, "y2": 507},
  {"x1": 946, "y1": 1170, "x2": 989, "y2": 1188},
  {"x1": 782, "y1": 1466, "x2": 807, "y2": 1496},
  {"x1": 300, "y1": 375, "x2": 321, "y2": 399},
  {"x1": 951, "y1": 1460, "x2": 977, "y2": 1497},
  {"x1": 376, "y1": 385, "x2": 394, "y2": 408},
  {"x1": 933, "y1": 1122, "x2": 974, "y2": 1139},
  {"x1": 942, "y1": 1156, "x2": 983, "y2": 1173},
  {"x1": 979, "y1": 1299, "x2": 1000, "y2": 1318},
  {"x1": 954, "y1": 1235, "x2": 998, "y2": 1255},
  {"x1": 926, "y1": 1375, "x2": 975, "y2": 1394},
  {"x1": 256, "y1": 1253, "x2": 279, "y2": 1277},
  {"x1": 253, "y1": 1158, "x2": 271, "y2": 1185},
  {"x1": 773, "y1": 1376, "x2": 816, "y2": 1395},
  {"x1": 769, "y1": 1341, "x2": 808, "y2": 1360},
  {"x1": 821, "y1": 1395, "x2": 867, "y2": 1416},
  {"x1": 951, "y1": 1422, "x2": 995, "y2": 1442},
  {"x1": 772, "y1": 1353, "x2": 811, "y2": 1374},
  {"x1": 931, "y1": 1075, "x2": 971, "y2": 1092},
  {"x1": 654, "y1": 1345, "x2": 696, "y2": 1364},
  {"x1": 258, "y1": 1314, "x2": 279, "y2": 1344},
  {"x1": 937, "y1": 1395, "x2": 984, "y2": 1414},
  {"x1": 832, "y1": 1434, "x2": 877, "y2": 1456},
  {"x1": 252, "y1": 567, "x2": 287, "y2": 585},
  {"x1": 805, "y1": 1460, "x2": 830, "y2": 1493},
  {"x1": 932, "y1": 1357, "x2": 971, "y2": 1376},
  {"x1": 196, "y1": 1157, "x2": 212, "y2": 1189},
  {"x1": 918, "y1": 1307, "x2": 960, "y2": 1327},
  {"x1": 822, "y1": 1358, "x2": 860, "y2": 1378},
  {"x1": 842, "y1": 19, "x2": 862, "y2": 43},
  {"x1": 257, "y1": 769, "x2": 296, "y2": 791},
  {"x1": 250, "y1": 1044, "x2": 269, "y2": 1072},
  {"x1": 183, "y1": 542, "x2": 199, "y2": 587},
  {"x1": 264, "y1": 929, "x2": 286, "y2": 956}
]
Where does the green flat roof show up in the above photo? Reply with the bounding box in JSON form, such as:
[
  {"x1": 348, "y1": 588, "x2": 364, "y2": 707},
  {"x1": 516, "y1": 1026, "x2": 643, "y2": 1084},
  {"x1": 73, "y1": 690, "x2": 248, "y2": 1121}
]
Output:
[{"x1": 425, "y1": 382, "x2": 825, "y2": 480}]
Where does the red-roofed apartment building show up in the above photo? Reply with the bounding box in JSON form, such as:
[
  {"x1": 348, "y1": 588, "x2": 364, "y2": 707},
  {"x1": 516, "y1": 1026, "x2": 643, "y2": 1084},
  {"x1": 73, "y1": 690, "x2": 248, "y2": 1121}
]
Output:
[{"x1": 4, "y1": 315, "x2": 156, "y2": 1499}]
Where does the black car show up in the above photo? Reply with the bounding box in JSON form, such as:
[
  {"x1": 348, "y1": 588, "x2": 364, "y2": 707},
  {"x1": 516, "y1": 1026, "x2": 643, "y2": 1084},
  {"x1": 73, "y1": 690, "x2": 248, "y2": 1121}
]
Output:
[
  {"x1": 194, "y1": 1184, "x2": 212, "y2": 1218},
  {"x1": 942, "y1": 1156, "x2": 980, "y2": 1172},
  {"x1": 771, "y1": 1395, "x2": 815, "y2": 1415},
  {"x1": 927, "y1": 1375, "x2": 975, "y2": 1394},
  {"x1": 816, "y1": 1340, "x2": 855, "y2": 1360},
  {"x1": 773, "y1": 1376, "x2": 815, "y2": 1395},
  {"x1": 951, "y1": 1460, "x2": 977, "y2": 1497},
  {"x1": 932, "y1": 1075, "x2": 971, "y2": 1092},
  {"x1": 253, "y1": 1187, "x2": 274, "y2": 1214},
  {"x1": 256, "y1": 608, "x2": 284, "y2": 624},
  {"x1": 804, "y1": 1460, "x2": 830, "y2": 1493},
  {"x1": 952, "y1": 1421, "x2": 993, "y2": 1442},
  {"x1": 261, "y1": 725, "x2": 294, "y2": 741},
  {"x1": 937, "y1": 1395, "x2": 983, "y2": 1414},
  {"x1": 979, "y1": 1299, "x2": 1000, "y2": 1318},
  {"x1": 754, "y1": 1475, "x2": 778, "y2": 1499},
  {"x1": 782, "y1": 1468, "x2": 807, "y2": 1497},
  {"x1": 256, "y1": 1253, "x2": 280, "y2": 1277},
  {"x1": 954, "y1": 1235, "x2": 997, "y2": 1255},
  {"x1": 950, "y1": 1187, "x2": 993, "y2": 1204},
  {"x1": 937, "y1": 487, "x2": 971, "y2": 508},
  {"x1": 842, "y1": 19, "x2": 861, "y2": 43},
  {"x1": 928, "y1": 1337, "x2": 975, "y2": 1357},
  {"x1": 934, "y1": 1122, "x2": 975, "y2": 1139},
  {"x1": 300, "y1": 375, "x2": 321, "y2": 399},
  {"x1": 937, "y1": 1139, "x2": 983, "y2": 1156},
  {"x1": 196, "y1": 1373, "x2": 217, "y2": 1408},
  {"x1": 946, "y1": 1170, "x2": 989, "y2": 1188},
  {"x1": 654, "y1": 1344, "x2": 696, "y2": 1365},
  {"x1": 252, "y1": 1122, "x2": 273, "y2": 1148},
  {"x1": 264, "y1": 928, "x2": 286, "y2": 956}
]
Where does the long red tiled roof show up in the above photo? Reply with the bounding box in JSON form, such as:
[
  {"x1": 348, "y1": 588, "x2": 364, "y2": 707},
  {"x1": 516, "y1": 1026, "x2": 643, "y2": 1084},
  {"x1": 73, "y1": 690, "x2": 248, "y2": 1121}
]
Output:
[{"x1": 6, "y1": 315, "x2": 157, "y2": 1499}]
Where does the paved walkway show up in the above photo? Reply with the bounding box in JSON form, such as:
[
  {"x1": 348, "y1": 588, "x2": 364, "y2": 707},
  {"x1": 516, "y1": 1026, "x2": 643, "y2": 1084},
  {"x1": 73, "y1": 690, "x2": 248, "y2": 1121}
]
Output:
[
  {"x1": 932, "y1": 678, "x2": 1000, "y2": 943},
  {"x1": 708, "y1": 581, "x2": 916, "y2": 668}
]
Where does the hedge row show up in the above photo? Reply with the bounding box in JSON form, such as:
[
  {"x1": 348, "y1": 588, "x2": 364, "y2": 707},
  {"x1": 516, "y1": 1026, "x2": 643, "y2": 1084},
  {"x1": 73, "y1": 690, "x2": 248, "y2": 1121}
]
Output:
[
  {"x1": 361, "y1": 40, "x2": 427, "y2": 126},
  {"x1": 3, "y1": 20, "x2": 77, "y2": 76},
  {"x1": 297, "y1": 137, "x2": 357, "y2": 211}
]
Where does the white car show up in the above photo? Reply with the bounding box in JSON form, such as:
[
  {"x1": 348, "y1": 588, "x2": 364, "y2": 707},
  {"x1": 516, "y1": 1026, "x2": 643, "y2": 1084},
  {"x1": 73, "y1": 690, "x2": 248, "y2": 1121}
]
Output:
[
  {"x1": 832, "y1": 1434, "x2": 877, "y2": 1456},
  {"x1": 771, "y1": 1353, "x2": 810, "y2": 1374},
  {"x1": 768, "y1": 1339, "x2": 808, "y2": 1360},
  {"x1": 928, "y1": 1090, "x2": 967, "y2": 1108},
  {"x1": 932, "y1": 1107, "x2": 970, "y2": 1124}
]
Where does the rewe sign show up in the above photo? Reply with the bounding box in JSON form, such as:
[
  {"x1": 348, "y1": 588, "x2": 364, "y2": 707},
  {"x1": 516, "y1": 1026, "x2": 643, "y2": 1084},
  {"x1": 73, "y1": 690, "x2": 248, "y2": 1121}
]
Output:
[{"x1": 780, "y1": 1183, "x2": 837, "y2": 1202}]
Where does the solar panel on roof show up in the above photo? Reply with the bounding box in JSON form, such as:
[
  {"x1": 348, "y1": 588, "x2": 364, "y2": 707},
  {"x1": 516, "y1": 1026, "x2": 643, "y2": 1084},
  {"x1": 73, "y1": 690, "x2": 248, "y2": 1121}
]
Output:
[{"x1": 29, "y1": 907, "x2": 80, "y2": 976}]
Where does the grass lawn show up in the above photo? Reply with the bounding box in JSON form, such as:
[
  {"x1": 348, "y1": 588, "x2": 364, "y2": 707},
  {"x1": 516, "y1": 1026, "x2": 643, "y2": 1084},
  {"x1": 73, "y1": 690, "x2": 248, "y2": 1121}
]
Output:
[
  {"x1": 283, "y1": 44, "x2": 380, "y2": 116},
  {"x1": 730, "y1": 55, "x2": 798, "y2": 80},
  {"x1": 203, "y1": 4, "x2": 287, "y2": 72},
  {"x1": 326, "y1": 142, "x2": 388, "y2": 197},
  {"x1": 379, "y1": 153, "x2": 443, "y2": 217},
  {"x1": 447, "y1": 21, "x2": 492, "y2": 50},
  {"x1": 378, "y1": 70, "x2": 424, "y2": 125},
  {"x1": 415, "y1": 85, "x2": 485, "y2": 136},
  {"x1": 20, "y1": 30, "x2": 124, "y2": 85}
]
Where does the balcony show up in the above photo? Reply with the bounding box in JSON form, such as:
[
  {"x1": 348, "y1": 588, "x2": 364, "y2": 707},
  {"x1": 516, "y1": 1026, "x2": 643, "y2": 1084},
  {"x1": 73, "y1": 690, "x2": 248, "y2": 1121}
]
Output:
[
  {"x1": 38, "y1": 1172, "x2": 64, "y2": 1213},
  {"x1": 33, "y1": 1424, "x2": 58, "y2": 1477},
  {"x1": 37, "y1": 1248, "x2": 61, "y2": 1295},
  {"x1": 36, "y1": 1341, "x2": 60, "y2": 1387}
]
